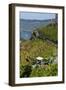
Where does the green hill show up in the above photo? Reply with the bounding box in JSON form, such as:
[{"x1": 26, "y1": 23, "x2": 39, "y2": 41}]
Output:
[{"x1": 38, "y1": 23, "x2": 58, "y2": 44}]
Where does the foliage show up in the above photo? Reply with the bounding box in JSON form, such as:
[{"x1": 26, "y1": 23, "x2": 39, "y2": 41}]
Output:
[
  {"x1": 20, "y1": 39, "x2": 57, "y2": 65},
  {"x1": 38, "y1": 23, "x2": 58, "y2": 43},
  {"x1": 20, "y1": 23, "x2": 58, "y2": 77},
  {"x1": 30, "y1": 64, "x2": 58, "y2": 77},
  {"x1": 20, "y1": 64, "x2": 32, "y2": 78},
  {"x1": 20, "y1": 64, "x2": 58, "y2": 77}
]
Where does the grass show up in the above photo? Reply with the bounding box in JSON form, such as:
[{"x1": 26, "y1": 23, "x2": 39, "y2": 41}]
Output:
[
  {"x1": 20, "y1": 64, "x2": 58, "y2": 77},
  {"x1": 30, "y1": 64, "x2": 58, "y2": 77},
  {"x1": 20, "y1": 23, "x2": 58, "y2": 77},
  {"x1": 38, "y1": 23, "x2": 58, "y2": 43},
  {"x1": 20, "y1": 39, "x2": 57, "y2": 65}
]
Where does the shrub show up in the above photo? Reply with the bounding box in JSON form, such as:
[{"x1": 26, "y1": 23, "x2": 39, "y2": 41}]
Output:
[{"x1": 20, "y1": 64, "x2": 32, "y2": 78}]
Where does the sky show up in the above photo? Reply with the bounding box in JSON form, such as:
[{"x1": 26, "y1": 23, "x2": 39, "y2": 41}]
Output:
[{"x1": 20, "y1": 12, "x2": 56, "y2": 20}]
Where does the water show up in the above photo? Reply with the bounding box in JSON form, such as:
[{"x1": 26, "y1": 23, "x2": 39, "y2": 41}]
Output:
[
  {"x1": 20, "y1": 19, "x2": 55, "y2": 40},
  {"x1": 20, "y1": 31, "x2": 32, "y2": 40}
]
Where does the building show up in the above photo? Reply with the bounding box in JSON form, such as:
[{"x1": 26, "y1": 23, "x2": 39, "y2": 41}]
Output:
[{"x1": 36, "y1": 57, "x2": 44, "y2": 65}]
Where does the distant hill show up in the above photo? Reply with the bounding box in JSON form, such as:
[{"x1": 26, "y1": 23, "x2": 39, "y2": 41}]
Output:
[
  {"x1": 20, "y1": 19, "x2": 56, "y2": 40},
  {"x1": 20, "y1": 19, "x2": 56, "y2": 32}
]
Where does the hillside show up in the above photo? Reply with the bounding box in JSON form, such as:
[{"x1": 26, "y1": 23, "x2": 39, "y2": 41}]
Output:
[
  {"x1": 38, "y1": 23, "x2": 58, "y2": 44},
  {"x1": 20, "y1": 39, "x2": 57, "y2": 65},
  {"x1": 20, "y1": 23, "x2": 58, "y2": 77}
]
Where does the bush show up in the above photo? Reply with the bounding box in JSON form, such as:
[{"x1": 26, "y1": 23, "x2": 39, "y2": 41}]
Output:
[
  {"x1": 30, "y1": 64, "x2": 58, "y2": 77},
  {"x1": 20, "y1": 64, "x2": 32, "y2": 78}
]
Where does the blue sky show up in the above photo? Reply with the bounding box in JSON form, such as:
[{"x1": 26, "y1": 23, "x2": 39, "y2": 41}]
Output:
[{"x1": 20, "y1": 12, "x2": 56, "y2": 20}]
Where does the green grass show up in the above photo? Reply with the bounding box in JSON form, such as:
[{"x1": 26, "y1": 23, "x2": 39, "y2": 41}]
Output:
[
  {"x1": 30, "y1": 64, "x2": 58, "y2": 77},
  {"x1": 20, "y1": 23, "x2": 58, "y2": 77},
  {"x1": 20, "y1": 39, "x2": 57, "y2": 65},
  {"x1": 38, "y1": 23, "x2": 58, "y2": 43},
  {"x1": 20, "y1": 64, "x2": 58, "y2": 77}
]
